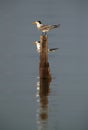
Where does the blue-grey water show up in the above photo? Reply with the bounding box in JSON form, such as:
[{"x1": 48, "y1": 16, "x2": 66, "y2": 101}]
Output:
[{"x1": 0, "y1": 0, "x2": 88, "y2": 130}]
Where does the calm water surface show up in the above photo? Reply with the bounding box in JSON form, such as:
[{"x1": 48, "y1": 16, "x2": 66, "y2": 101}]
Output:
[{"x1": 0, "y1": 0, "x2": 88, "y2": 130}]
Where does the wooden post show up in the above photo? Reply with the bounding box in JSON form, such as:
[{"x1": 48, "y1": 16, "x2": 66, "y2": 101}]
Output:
[
  {"x1": 39, "y1": 35, "x2": 51, "y2": 79},
  {"x1": 37, "y1": 35, "x2": 52, "y2": 129}
]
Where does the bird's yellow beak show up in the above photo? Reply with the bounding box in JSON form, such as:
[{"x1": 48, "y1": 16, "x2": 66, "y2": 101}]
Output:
[
  {"x1": 32, "y1": 42, "x2": 36, "y2": 44},
  {"x1": 32, "y1": 22, "x2": 36, "y2": 24}
]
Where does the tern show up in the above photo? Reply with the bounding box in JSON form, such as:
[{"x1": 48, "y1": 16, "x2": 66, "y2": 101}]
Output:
[
  {"x1": 32, "y1": 21, "x2": 60, "y2": 35},
  {"x1": 33, "y1": 41, "x2": 59, "y2": 53}
]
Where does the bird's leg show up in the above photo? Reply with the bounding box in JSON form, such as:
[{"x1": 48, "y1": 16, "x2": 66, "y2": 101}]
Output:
[
  {"x1": 41, "y1": 32, "x2": 47, "y2": 36},
  {"x1": 43, "y1": 32, "x2": 47, "y2": 36},
  {"x1": 45, "y1": 32, "x2": 47, "y2": 35},
  {"x1": 45, "y1": 32, "x2": 48, "y2": 37},
  {"x1": 42, "y1": 32, "x2": 44, "y2": 35}
]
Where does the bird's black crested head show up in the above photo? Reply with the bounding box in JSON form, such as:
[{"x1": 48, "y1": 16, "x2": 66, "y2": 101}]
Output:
[{"x1": 37, "y1": 21, "x2": 42, "y2": 24}]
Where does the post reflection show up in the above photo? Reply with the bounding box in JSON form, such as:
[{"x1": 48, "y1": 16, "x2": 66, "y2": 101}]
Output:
[{"x1": 36, "y1": 77, "x2": 51, "y2": 130}]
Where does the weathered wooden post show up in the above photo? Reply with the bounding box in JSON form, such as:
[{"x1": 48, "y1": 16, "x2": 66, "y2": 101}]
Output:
[
  {"x1": 39, "y1": 35, "x2": 51, "y2": 80},
  {"x1": 36, "y1": 35, "x2": 52, "y2": 130}
]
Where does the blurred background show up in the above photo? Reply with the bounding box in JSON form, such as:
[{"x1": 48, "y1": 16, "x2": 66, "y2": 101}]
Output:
[{"x1": 0, "y1": 0, "x2": 88, "y2": 130}]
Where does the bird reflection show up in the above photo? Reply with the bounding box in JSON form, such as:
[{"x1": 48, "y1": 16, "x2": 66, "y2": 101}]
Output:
[{"x1": 36, "y1": 77, "x2": 51, "y2": 130}]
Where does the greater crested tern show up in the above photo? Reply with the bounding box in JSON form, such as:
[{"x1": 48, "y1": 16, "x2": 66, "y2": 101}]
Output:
[
  {"x1": 33, "y1": 41, "x2": 59, "y2": 53},
  {"x1": 32, "y1": 21, "x2": 60, "y2": 35}
]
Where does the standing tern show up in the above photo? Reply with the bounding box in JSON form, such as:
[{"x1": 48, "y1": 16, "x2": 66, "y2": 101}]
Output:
[
  {"x1": 32, "y1": 21, "x2": 60, "y2": 35},
  {"x1": 33, "y1": 41, "x2": 59, "y2": 53}
]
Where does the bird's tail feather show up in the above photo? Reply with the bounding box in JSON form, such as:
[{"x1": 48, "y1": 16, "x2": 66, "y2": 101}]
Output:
[{"x1": 52, "y1": 24, "x2": 60, "y2": 29}]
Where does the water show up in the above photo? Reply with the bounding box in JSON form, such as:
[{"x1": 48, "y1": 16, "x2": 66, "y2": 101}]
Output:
[{"x1": 0, "y1": 0, "x2": 88, "y2": 130}]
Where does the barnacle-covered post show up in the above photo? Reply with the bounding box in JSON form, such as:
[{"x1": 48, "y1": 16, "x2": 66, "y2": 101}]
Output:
[{"x1": 39, "y1": 35, "x2": 51, "y2": 80}]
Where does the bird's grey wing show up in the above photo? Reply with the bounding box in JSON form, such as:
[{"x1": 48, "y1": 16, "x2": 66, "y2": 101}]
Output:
[{"x1": 40, "y1": 25, "x2": 51, "y2": 30}]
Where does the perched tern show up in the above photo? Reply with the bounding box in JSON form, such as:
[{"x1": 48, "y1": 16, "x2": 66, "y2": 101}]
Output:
[
  {"x1": 32, "y1": 21, "x2": 60, "y2": 35},
  {"x1": 33, "y1": 41, "x2": 59, "y2": 53}
]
